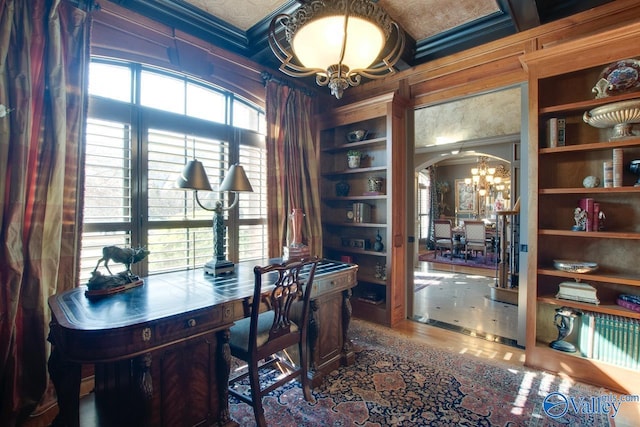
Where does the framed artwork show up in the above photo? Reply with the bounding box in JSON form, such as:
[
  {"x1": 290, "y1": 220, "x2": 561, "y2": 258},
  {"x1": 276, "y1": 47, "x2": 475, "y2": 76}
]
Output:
[{"x1": 455, "y1": 179, "x2": 475, "y2": 213}]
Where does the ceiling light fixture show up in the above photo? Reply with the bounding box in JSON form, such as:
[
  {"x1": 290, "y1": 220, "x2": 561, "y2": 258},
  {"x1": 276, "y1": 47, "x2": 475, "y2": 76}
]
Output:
[{"x1": 268, "y1": 0, "x2": 405, "y2": 99}]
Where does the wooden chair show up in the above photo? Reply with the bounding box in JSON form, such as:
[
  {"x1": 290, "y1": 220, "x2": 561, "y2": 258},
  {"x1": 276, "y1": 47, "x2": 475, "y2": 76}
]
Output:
[
  {"x1": 463, "y1": 220, "x2": 487, "y2": 261},
  {"x1": 433, "y1": 219, "x2": 461, "y2": 258},
  {"x1": 228, "y1": 257, "x2": 320, "y2": 427}
]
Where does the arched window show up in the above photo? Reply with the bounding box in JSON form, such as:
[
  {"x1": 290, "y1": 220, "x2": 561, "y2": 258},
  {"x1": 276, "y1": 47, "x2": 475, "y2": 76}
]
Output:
[{"x1": 80, "y1": 59, "x2": 267, "y2": 281}]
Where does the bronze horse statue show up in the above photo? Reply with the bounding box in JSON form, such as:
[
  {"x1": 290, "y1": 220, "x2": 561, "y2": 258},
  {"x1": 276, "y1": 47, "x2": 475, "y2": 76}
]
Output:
[{"x1": 94, "y1": 246, "x2": 149, "y2": 276}]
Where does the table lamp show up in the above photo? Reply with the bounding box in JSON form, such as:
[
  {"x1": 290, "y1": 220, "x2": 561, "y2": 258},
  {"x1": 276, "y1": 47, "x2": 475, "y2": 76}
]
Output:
[{"x1": 176, "y1": 160, "x2": 253, "y2": 275}]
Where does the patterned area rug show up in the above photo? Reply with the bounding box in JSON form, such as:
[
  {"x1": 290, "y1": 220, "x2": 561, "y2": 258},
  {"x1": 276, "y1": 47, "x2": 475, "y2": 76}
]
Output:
[
  {"x1": 229, "y1": 319, "x2": 612, "y2": 426},
  {"x1": 418, "y1": 250, "x2": 498, "y2": 271}
]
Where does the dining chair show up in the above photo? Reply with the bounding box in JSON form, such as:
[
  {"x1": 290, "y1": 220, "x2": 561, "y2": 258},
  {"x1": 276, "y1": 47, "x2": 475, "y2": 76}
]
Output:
[
  {"x1": 463, "y1": 220, "x2": 487, "y2": 261},
  {"x1": 433, "y1": 219, "x2": 461, "y2": 258},
  {"x1": 228, "y1": 256, "x2": 320, "y2": 427}
]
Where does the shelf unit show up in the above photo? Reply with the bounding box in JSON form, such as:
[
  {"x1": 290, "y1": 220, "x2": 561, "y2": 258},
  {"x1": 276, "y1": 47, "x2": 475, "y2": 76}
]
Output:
[
  {"x1": 316, "y1": 92, "x2": 408, "y2": 327},
  {"x1": 521, "y1": 22, "x2": 640, "y2": 393}
]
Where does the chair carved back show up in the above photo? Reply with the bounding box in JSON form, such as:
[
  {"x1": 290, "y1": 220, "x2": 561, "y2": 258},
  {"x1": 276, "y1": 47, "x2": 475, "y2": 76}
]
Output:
[
  {"x1": 250, "y1": 257, "x2": 319, "y2": 354},
  {"x1": 464, "y1": 220, "x2": 486, "y2": 243},
  {"x1": 434, "y1": 219, "x2": 453, "y2": 239}
]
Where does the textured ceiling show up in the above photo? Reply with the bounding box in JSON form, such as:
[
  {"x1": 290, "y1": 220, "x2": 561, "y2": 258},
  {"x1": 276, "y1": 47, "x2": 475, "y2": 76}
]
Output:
[
  {"x1": 188, "y1": 0, "x2": 501, "y2": 41},
  {"x1": 378, "y1": 0, "x2": 499, "y2": 40},
  {"x1": 184, "y1": 0, "x2": 289, "y2": 30},
  {"x1": 115, "y1": 0, "x2": 613, "y2": 72}
]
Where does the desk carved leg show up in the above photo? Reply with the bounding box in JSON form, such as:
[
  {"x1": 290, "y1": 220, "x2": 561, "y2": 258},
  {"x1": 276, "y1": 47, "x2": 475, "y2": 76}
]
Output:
[
  {"x1": 133, "y1": 353, "x2": 153, "y2": 424},
  {"x1": 47, "y1": 327, "x2": 81, "y2": 427},
  {"x1": 341, "y1": 289, "x2": 355, "y2": 365},
  {"x1": 216, "y1": 329, "x2": 233, "y2": 425},
  {"x1": 308, "y1": 300, "x2": 320, "y2": 373}
]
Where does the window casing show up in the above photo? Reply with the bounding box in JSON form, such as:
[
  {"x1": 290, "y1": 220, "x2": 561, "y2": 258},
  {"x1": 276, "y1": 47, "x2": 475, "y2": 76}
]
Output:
[{"x1": 80, "y1": 60, "x2": 267, "y2": 283}]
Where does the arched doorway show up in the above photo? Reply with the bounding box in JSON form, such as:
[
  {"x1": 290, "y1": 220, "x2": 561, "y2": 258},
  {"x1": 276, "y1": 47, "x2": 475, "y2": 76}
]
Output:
[{"x1": 409, "y1": 84, "x2": 525, "y2": 345}]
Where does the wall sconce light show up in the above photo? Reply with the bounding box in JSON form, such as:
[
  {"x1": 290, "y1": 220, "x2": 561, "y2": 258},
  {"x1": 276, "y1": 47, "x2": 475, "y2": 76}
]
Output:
[
  {"x1": 176, "y1": 160, "x2": 253, "y2": 275},
  {"x1": 268, "y1": 0, "x2": 405, "y2": 99}
]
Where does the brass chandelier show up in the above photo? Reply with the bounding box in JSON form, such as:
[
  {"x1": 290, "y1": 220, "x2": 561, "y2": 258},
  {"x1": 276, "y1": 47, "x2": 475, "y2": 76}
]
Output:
[{"x1": 268, "y1": 0, "x2": 405, "y2": 99}]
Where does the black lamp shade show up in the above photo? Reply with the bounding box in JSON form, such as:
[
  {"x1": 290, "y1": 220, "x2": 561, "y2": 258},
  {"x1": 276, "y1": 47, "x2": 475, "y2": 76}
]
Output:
[
  {"x1": 219, "y1": 164, "x2": 253, "y2": 193},
  {"x1": 176, "y1": 160, "x2": 213, "y2": 191}
]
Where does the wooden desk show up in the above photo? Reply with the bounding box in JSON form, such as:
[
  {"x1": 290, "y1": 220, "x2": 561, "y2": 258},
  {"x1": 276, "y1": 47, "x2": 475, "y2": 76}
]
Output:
[{"x1": 47, "y1": 259, "x2": 357, "y2": 427}]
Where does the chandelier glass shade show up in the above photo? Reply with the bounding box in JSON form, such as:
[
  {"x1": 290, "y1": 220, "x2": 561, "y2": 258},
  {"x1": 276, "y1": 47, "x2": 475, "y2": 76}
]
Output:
[
  {"x1": 269, "y1": 0, "x2": 405, "y2": 99},
  {"x1": 465, "y1": 156, "x2": 497, "y2": 196}
]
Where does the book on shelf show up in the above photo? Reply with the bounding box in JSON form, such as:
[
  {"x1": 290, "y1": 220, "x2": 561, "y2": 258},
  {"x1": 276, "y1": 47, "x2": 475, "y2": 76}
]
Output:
[
  {"x1": 578, "y1": 198, "x2": 595, "y2": 232},
  {"x1": 578, "y1": 311, "x2": 639, "y2": 370},
  {"x1": 617, "y1": 295, "x2": 640, "y2": 313},
  {"x1": 557, "y1": 118, "x2": 566, "y2": 146},
  {"x1": 603, "y1": 161, "x2": 614, "y2": 188},
  {"x1": 546, "y1": 117, "x2": 566, "y2": 148},
  {"x1": 613, "y1": 148, "x2": 624, "y2": 187}
]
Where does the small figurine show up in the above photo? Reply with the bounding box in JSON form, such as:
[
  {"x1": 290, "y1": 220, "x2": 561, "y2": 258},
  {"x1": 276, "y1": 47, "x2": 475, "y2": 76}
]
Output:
[
  {"x1": 88, "y1": 246, "x2": 149, "y2": 291},
  {"x1": 373, "y1": 230, "x2": 384, "y2": 252},
  {"x1": 598, "y1": 210, "x2": 606, "y2": 231},
  {"x1": 572, "y1": 207, "x2": 587, "y2": 231}
]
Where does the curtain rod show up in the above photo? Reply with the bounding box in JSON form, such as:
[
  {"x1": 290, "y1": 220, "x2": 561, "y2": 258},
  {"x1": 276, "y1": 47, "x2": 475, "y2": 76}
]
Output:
[{"x1": 261, "y1": 72, "x2": 316, "y2": 97}]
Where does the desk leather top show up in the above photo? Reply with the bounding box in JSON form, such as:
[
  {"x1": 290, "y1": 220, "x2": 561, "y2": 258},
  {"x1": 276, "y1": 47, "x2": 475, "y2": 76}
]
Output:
[{"x1": 49, "y1": 259, "x2": 356, "y2": 332}]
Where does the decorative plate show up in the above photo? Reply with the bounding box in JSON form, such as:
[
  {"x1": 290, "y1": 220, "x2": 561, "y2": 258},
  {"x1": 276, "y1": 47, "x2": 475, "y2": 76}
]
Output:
[
  {"x1": 593, "y1": 59, "x2": 640, "y2": 98},
  {"x1": 553, "y1": 260, "x2": 599, "y2": 274}
]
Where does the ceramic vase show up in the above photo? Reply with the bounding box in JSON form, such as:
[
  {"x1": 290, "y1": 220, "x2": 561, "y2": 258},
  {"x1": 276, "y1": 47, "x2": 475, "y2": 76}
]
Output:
[
  {"x1": 336, "y1": 181, "x2": 350, "y2": 196},
  {"x1": 289, "y1": 208, "x2": 305, "y2": 247},
  {"x1": 347, "y1": 155, "x2": 360, "y2": 168}
]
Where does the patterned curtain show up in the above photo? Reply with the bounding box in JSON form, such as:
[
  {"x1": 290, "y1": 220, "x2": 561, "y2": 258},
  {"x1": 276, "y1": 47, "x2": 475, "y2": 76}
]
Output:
[
  {"x1": 0, "y1": 1, "x2": 89, "y2": 424},
  {"x1": 264, "y1": 77, "x2": 322, "y2": 258}
]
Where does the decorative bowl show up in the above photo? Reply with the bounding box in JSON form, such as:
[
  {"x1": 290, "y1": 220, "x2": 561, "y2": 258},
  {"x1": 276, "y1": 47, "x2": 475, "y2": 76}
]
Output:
[
  {"x1": 583, "y1": 99, "x2": 640, "y2": 140},
  {"x1": 346, "y1": 129, "x2": 368, "y2": 142},
  {"x1": 553, "y1": 260, "x2": 599, "y2": 274},
  {"x1": 592, "y1": 59, "x2": 640, "y2": 99}
]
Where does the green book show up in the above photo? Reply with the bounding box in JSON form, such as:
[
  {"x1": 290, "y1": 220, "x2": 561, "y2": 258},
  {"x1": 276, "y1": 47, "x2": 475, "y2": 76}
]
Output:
[
  {"x1": 632, "y1": 320, "x2": 640, "y2": 370},
  {"x1": 579, "y1": 312, "x2": 593, "y2": 358},
  {"x1": 604, "y1": 315, "x2": 614, "y2": 365},
  {"x1": 593, "y1": 314, "x2": 602, "y2": 361},
  {"x1": 622, "y1": 318, "x2": 631, "y2": 369}
]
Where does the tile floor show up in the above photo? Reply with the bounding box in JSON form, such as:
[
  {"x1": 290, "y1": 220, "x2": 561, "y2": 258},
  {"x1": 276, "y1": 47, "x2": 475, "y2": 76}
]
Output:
[{"x1": 412, "y1": 262, "x2": 520, "y2": 347}]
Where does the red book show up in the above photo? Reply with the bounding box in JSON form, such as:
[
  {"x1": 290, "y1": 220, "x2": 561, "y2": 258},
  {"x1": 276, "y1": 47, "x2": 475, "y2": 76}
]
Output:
[
  {"x1": 578, "y1": 198, "x2": 595, "y2": 231},
  {"x1": 593, "y1": 203, "x2": 600, "y2": 232}
]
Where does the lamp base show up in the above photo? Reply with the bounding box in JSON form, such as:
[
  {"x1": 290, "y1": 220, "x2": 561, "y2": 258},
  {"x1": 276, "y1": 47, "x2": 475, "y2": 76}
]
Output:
[{"x1": 203, "y1": 258, "x2": 235, "y2": 275}]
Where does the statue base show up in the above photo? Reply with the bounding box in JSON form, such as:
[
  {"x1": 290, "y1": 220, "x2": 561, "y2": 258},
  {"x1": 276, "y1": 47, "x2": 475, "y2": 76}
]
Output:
[
  {"x1": 204, "y1": 258, "x2": 234, "y2": 275},
  {"x1": 85, "y1": 271, "x2": 144, "y2": 298},
  {"x1": 550, "y1": 339, "x2": 577, "y2": 353}
]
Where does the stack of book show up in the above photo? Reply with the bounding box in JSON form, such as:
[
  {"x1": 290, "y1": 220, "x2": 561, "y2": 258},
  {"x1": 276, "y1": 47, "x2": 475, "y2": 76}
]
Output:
[
  {"x1": 579, "y1": 311, "x2": 639, "y2": 370},
  {"x1": 617, "y1": 294, "x2": 640, "y2": 313}
]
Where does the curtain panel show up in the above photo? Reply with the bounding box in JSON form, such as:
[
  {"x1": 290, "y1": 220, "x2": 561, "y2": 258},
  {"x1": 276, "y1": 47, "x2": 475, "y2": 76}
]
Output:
[
  {"x1": 0, "y1": 0, "x2": 89, "y2": 424},
  {"x1": 265, "y1": 79, "x2": 322, "y2": 258}
]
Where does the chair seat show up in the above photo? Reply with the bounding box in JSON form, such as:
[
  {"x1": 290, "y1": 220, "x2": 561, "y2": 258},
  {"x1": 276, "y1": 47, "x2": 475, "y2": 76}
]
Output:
[
  {"x1": 435, "y1": 238, "x2": 453, "y2": 246},
  {"x1": 229, "y1": 311, "x2": 299, "y2": 358}
]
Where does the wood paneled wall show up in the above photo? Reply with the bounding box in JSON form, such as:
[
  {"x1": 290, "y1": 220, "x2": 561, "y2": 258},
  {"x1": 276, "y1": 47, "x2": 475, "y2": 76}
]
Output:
[{"x1": 91, "y1": 2, "x2": 269, "y2": 108}]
